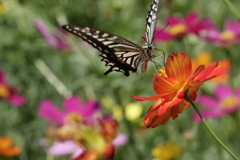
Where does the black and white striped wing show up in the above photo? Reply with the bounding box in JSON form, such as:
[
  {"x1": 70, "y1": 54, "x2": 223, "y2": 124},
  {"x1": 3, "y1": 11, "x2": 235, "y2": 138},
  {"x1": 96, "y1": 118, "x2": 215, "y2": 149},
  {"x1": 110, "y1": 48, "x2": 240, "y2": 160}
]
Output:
[
  {"x1": 145, "y1": 0, "x2": 160, "y2": 44},
  {"x1": 62, "y1": 25, "x2": 143, "y2": 76}
]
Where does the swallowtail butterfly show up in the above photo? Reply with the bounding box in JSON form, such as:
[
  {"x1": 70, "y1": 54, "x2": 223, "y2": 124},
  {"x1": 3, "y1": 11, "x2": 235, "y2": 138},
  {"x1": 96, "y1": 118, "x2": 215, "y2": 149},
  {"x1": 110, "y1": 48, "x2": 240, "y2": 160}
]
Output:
[{"x1": 62, "y1": 0, "x2": 160, "y2": 76}]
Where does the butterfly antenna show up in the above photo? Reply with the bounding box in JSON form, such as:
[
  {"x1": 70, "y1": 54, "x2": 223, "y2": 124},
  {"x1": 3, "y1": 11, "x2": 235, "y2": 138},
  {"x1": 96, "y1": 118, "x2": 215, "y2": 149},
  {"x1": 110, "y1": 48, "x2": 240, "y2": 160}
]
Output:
[
  {"x1": 153, "y1": 22, "x2": 169, "y2": 40},
  {"x1": 141, "y1": 36, "x2": 146, "y2": 42}
]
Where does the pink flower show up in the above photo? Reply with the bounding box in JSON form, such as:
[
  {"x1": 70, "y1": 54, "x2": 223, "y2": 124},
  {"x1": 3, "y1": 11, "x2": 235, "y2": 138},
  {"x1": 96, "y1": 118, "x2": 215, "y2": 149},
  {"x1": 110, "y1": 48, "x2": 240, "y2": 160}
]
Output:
[
  {"x1": 38, "y1": 96, "x2": 100, "y2": 125},
  {"x1": 155, "y1": 13, "x2": 206, "y2": 41},
  {"x1": 192, "y1": 85, "x2": 240, "y2": 122},
  {"x1": 198, "y1": 20, "x2": 240, "y2": 47},
  {"x1": 34, "y1": 20, "x2": 69, "y2": 50},
  {"x1": 0, "y1": 70, "x2": 24, "y2": 106},
  {"x1": 47, "y1": 133, "x2": 128, "y2": 158}
]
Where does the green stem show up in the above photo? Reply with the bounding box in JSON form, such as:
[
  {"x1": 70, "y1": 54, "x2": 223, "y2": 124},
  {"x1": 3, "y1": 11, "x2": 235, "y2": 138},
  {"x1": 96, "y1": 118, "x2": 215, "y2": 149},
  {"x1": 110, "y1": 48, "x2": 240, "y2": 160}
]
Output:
[
  {"x1": 184, "y1": 94, "x2": 239, "y2": 160},
  {"x1": 223, "y1": 0, "x2": 240, "y2": 19},
  {"x1": 35, "y1": 59, "x2": 72, "y2": 98},
  {"x1": 224, "y1": 48, "x2": 234, "y2": 87}
]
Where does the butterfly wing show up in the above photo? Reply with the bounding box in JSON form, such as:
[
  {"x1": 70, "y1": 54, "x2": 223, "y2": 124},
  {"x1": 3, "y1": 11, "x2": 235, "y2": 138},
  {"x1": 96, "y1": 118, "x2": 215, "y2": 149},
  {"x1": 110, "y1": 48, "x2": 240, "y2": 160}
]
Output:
[
  {"x1": 145, "y1": 0, "x2": 160, "y2": 44},
  {"x1": 62, "y1": 25, "x2": 143, "y2": 76}
]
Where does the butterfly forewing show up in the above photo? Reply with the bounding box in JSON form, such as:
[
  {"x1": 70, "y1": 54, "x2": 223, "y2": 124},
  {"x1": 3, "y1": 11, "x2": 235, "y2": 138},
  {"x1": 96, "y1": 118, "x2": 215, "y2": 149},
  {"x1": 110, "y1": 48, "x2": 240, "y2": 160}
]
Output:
[
  {"x1": 62, "y1": 25, "x2": 143, "y2": 76},
  {"x1": 62, "y1": 0, "x2": 160, "y2": 76},
  {"x1": 145, "y1": 0, "x2": 160, "y2": 45}
]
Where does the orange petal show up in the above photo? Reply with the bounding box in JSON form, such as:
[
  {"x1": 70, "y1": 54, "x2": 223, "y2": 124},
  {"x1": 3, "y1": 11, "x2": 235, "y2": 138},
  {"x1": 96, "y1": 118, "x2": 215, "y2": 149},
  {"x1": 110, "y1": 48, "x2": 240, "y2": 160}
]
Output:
[
  {"x1": 194, "y1": 61, "x2": 228, "y2": 81},
  {"x1": 144, "y1": 105, "x2": 172, "y2": 128},
  {"x1": 0, "y1": 137, "x2": 12, "y2": 149},
  {"x1": 165, "y1": 52, "x2": 192, "y2": 82},
  {"x1": 153, "y1": 74, "x2": 179, "y2": 97},
  {"x1": 132, "y1": 95, "x2": 161, "y2": 101},
  {"x1": 3, "y1": 146, "x2": 21, "y2": 157}
]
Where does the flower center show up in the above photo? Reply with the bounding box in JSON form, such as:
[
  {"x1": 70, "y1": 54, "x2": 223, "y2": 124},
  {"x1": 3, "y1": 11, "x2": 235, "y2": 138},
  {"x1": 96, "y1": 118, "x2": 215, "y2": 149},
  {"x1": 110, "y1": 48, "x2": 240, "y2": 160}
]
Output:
[
  {"x1": 220, "y1": 31, "x2": 235, "y2": 42},
  {"x1": 0, "y1": 85, "x2": 9, "y2": 98},
  {"x1": 158, "y1": 67, "x2": 167, "y2": 77},
  {"x1": 221, "y1": 96, "x2": 237, "y2": 109},
  {"x1": 169, "y1": 24, "x2": 187, "y2": 36}
]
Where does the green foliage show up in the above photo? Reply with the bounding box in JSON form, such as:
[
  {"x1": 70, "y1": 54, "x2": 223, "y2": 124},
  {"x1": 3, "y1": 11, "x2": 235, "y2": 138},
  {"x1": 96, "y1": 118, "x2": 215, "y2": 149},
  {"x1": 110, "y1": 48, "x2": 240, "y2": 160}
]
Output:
[{"x1": 1, "y1": 0, "x2": 240, "y2": 160}]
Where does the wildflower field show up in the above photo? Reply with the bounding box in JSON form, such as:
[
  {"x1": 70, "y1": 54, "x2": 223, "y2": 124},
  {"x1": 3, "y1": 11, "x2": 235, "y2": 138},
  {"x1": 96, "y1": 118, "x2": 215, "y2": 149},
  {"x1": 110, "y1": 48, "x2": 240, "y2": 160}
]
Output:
[{"x1": 1, "y1": 0, "x2": 240, "y2": 160}]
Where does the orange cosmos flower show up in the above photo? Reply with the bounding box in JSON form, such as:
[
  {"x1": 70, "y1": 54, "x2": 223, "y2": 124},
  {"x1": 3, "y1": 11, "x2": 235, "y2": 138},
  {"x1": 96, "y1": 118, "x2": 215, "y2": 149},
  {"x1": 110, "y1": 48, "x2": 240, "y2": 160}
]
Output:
[
  {"x1": 0, "y1": 136, "x2": 21, "y2": 157},
  {"x1": 132, "y1": 52, "x2": 227, "y2": 128}
]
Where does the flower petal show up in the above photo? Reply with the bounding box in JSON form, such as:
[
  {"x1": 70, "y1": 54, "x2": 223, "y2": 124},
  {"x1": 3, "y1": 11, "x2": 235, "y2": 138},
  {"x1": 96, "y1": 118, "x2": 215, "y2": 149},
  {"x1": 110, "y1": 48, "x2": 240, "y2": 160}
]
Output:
[
  {"x1": 192, "y1": 110, "x2": 224, "y2": 122},
  {"x1": 165, "y1": 52, "x2": 191, "y2": 82},
  {"x1": 236, "y1": 85, "x2": 240, "y2": 99},
  {"x1": 132, "y1": 95, "x2": 161, "y2": 101},
  {"x1": 38, "y1": 100, "x2": 64, "y2": 125},
  {"x1": 214, "y1": 85, "x2": 232, "y2": 99},
  {"x1": 63, "y1": 96, "x2": 100, "y2": 118},
  {"x1": 112, "y1": 133, "x2": 128, "y2": 147},
  {"x1": 197, "y1": 95, "x2": 220, "y2": 109},
  {"x1": 7, "y1": 94, "x2": 25, "y2": 107},
  {"x1": 48, "y1": 140, "x2": 83, "y2": 156},
  {"x1": 63, "y1": 96, "x2": 83, "y2": 114},
  {"x1": 165, "y1": 16, "x2": 181, "y2": 26},
  {"x1": 184, "y1": 12, "x2": 198, "y2": 27}
]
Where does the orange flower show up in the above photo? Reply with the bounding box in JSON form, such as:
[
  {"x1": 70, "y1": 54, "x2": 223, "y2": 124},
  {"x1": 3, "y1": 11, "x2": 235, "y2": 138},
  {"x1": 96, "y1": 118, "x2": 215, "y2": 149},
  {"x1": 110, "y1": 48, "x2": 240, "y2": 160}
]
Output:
[
  {"x1": 192, "y1": 51, "x2": 230, "y2": 83},
  {"x1": 0, "y1": 136, "x2": 21, "y2": 157},
  {"x1": 132, "y1": 52, "x2": 227, "y2": 128}
]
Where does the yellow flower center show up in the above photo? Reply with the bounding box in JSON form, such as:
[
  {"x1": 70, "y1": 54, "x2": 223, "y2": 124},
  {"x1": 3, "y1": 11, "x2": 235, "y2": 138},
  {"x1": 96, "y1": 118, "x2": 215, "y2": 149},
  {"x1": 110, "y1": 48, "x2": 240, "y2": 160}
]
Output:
[
  {"x1": 221, "y1": 96, "x2": 237, "y2": 109},
  {"x1": 168, "y1": 24, "x2": 187, "y2": 36},
  {"x1": 158, "y1": 67, "x2": 167, "y2": 77},
  {"x1": 0, "y1": 85, "x2": 9, "y2": 98},
  {"x1": 220, "y1": 31, "x2": 235, "y2": 42}
]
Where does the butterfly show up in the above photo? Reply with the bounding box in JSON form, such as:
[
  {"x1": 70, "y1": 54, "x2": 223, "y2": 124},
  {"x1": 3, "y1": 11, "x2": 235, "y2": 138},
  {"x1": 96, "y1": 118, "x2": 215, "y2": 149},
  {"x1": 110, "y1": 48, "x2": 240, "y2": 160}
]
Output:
[{"x1": 62, "y1": 0, "x2": 160, "y2": 76}]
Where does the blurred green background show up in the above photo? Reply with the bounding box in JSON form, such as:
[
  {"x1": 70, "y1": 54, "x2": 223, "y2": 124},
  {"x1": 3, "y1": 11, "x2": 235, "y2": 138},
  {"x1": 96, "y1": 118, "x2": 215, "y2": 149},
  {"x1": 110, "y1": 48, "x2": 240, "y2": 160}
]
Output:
[{"x1": 0, "y1": 0, "x2": 240, "y2": 160}]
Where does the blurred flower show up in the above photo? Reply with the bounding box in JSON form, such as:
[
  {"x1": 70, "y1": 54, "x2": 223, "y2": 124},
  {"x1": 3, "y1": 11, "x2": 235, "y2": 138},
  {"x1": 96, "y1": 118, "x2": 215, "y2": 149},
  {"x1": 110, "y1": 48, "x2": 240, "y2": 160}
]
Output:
[
  {"x1": 0, "y1": 2, "x2": 8, "y2": 13},
  {"x1": 54, "y1": 114, "x2": 127, "y2": 160},
  {"x1": 192, "y1": 85, "x2": 240, "y2": 122},
  {"x1": 192, "y1": 51, "x2": 230, "y2": 83},
  {"x1": 48, "y1": 140, "x2": 84, "y2": 157},
  {"x1": 39, "y1": 96, "x2": 127, "y2": 160},
  {"x1": 198, "y1": 19, "x2": 240, "y2": 47},
  {"x1": 132, "y1": 52, "x2": 227, "y2": 128},
  {"x1": 125, "y1": 102, "x2": 143, "y2": 122},
  {"x1": 0, "y1": 69, "x2": 24, "y2": 106},
  {"x1": 34, "y1": 20, "x2": 69, "y2": 50},
  {"x1": 182, "y1": 130, "x2": 195, "y2": 140},
  {"x1": 38, "y1": 95, "x2": 100, "y2": 125},
  {"x1": 152, "y1": 141, "x2": 184, "y2": 160},
  {"x1": 0, "y1": 136, "x2": 21, "y2": 157},
  {"x1": 155, "y1": 13, "x2": 206, "y2": 41}
]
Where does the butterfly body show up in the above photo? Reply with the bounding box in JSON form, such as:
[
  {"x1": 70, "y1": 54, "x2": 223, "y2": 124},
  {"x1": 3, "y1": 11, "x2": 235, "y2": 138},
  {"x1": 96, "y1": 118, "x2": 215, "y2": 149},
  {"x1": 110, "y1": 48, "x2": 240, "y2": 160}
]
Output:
[{"x1": 62, "y1": 0, "x2": 160, "y2": 76}]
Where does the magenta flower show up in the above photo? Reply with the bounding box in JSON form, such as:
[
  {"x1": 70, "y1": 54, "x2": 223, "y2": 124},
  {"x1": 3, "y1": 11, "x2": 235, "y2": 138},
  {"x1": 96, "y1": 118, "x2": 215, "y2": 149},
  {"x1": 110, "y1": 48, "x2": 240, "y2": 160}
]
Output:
[
  {"x1": 192, "y1": 85, "x2": 240, "y2": 122},
  {"x1": 38, "y1": 95, "x2": 100, "y2": 125},
  {"x1": 154, "y1": 12, "x2": 206, "y2": 41},
  {"x1": 0, "y1": 69, "x2": 24, "y2": 106},
  {"x1": 198, "y1": 19, "x2": 240, "y2": 47},
  {"x1": 34, "y1": 20, "x2": 69, "y2": 50}
]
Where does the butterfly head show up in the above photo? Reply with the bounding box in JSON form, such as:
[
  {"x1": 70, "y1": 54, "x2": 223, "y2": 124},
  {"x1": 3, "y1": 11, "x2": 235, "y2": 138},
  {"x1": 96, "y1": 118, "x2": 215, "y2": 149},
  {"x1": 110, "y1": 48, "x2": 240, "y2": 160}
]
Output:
[{"x1": 144, "y1": 42, "x2": 155, "y2": 52}]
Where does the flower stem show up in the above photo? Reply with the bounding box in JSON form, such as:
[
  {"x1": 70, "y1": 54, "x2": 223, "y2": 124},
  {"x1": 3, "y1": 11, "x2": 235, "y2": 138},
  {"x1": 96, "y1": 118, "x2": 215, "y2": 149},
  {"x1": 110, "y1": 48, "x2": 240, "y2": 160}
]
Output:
[
  {"x1": 184, "y1": 94, "x2": 239, "y2": 160},
  {"x1": 35, "y1": 59, "x2": 72, "y2": 98},
  {"x1": 222, "y1": 0, "x2": 240, "y2": 19}
]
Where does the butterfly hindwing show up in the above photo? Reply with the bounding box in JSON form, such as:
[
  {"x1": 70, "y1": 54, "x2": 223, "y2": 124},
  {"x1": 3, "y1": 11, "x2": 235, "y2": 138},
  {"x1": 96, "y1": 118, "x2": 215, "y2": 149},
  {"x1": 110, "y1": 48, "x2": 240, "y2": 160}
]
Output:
[{"x1": 62, "y1": 25, "x2": 143, "y2": 76}]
